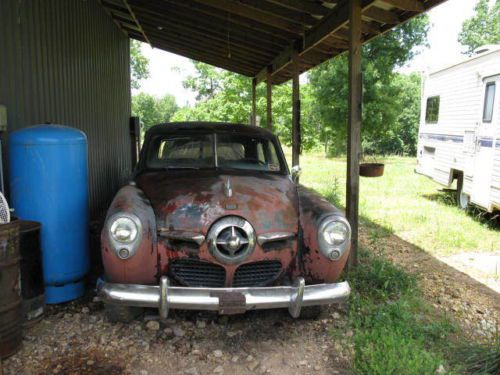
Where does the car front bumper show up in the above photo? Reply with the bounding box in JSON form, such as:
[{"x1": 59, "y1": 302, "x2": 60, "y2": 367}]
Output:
[{"x1": 97, "y1": 276, "x2": 350, "y2": 318}]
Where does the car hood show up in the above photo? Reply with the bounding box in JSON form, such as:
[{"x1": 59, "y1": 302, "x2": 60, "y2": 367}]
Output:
[{"x1": 135, "y1": 170, "x2": 299, "y2": 235}]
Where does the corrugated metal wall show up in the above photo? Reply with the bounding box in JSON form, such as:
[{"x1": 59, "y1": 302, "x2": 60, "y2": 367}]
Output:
[{"x1": 0, "y1": 0, "x2": 131, "y2": 218}]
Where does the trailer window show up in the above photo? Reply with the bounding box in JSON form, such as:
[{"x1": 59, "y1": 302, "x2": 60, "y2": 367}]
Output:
[
  {"x1": 425, "y1": 96, "x2": 440, "y2": 123},
  {"x1": 483, "y1": 82, "x2": 495, "y2": 123}
]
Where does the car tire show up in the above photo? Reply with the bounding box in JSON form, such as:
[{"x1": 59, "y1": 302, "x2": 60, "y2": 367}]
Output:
[
  {"x1": 298, "y1": 306, "x2": 322, "y2": 320},
  {"x1": 456, "y1": 176, "x2": 470, "y2": 210},
  {"x1": 104, "y1": 303, "x2": 143, "y2": 323}
]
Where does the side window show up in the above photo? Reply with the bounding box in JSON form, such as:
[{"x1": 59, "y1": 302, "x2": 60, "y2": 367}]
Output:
[
  {"x1": 483, "y1": 82, "x2": 496, "y2": 123},
  {"x1": 425, "y1": 96, "x2": 440, "y2": 124}
]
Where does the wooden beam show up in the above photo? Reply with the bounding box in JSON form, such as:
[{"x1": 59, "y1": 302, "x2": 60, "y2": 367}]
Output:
[
  {"x1": 139, "y1": 20, "x2": 274, "y2": 59},
  {"x1": 363, "y1": 6, "x2": 399, "y2": 24},
  {"x1": 251, "y1": 78, "x2": 257, "y2": 126},
  {"x1": 291, "y1": 49, "x2": 300, "y2": 167},
  {"x1": 266, "y1": 68, "x2": 273, "y2": 131},
  {"x1": 361, "y1": 20, "x2": 381, "y2": 35},
  {"x1": 157, "y1": 0, "x2": 299, "y2": 40},
  {"x1": 140, "y1": 37, "x2": 257, "y2": 75},
  {"x1": 191, "y1": 0, "x2": 305, "y2": 34},
  {"x1": 256, "y1": 0, "x2": 376, "y2": 82},
  {"x1": 267, "y1": 0, "x2": 330, "y2": 16},
  {"x1": 123, "y1": 0, "x2": 151, "y2": 45},
  {"x1": 380, "y1": 0, "x2": 424, "y2": 12},
  {"x1": 130, "y1": 2, "x2": 286, "y2": 52},
  {"x1": 237, "y1": 0, "x2": 318, "y2": 26},
  {"x1": 346, "y1": 0, "x2": 362, "y2": 268},
  {"x1": 140, "y1": 26, "x2": 269, "y2": 66}
]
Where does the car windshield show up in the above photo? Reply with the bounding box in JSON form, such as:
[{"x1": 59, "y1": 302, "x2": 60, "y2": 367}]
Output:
[{"x1": 146, "y1": 132, "x2": 285, "y2": 172}]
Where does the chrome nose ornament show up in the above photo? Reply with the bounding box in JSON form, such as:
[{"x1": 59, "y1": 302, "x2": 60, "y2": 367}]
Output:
[{"x1": 208, "y1": 216, "x2": 255, "y2": 264}]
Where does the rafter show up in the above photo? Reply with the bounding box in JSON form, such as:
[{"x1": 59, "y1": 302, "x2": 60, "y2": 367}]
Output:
[
  {"x1": 256, "y1": 0, "x2": 375, "y2": 83},
  {"x1": 266, "y1": 0, "x2": 330, "y2": 16},
  {"x1": 189, "y1": 0, "x2": 305, "y2": 33},
  {"x1": 363, "y1": 6, "x2": 399, "y2": 24},
  {"x1": 132, "y1": 9, "x2": 282, "y2": 55},
  {"x1": 380, "y1": 0, "x2": 424, "y2": 12}
]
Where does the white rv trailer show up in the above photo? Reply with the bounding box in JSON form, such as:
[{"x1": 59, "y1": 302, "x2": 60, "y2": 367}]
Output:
[{"x1": 416, "y1": 45, "x2": 500, "y2": 212}]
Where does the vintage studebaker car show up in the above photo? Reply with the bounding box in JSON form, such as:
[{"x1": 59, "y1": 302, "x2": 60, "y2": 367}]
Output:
[{"x1": 98, "y1": 122, "x2": 351, "y2": 321}]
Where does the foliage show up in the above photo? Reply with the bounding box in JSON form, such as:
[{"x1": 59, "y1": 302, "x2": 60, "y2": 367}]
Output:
[
  {"x1": 130, "y1": 40, "x2": 150, "y2": 90},
  {"x1": 343, "y1": 252, "x2": 459, "y2": 375},
  {"x1": 308, "y1": 16, "x2": 429, "y2": 156},
  {"x1": 458, "y1": 0, "x2": 500, "y2": 55},
  {"x1": 173, "y1": 16, "x2": 428, "y2": 155},
  {"x1": 362, "y1": 73, "x2": 422, "y2": 155},
  {"x1": 173, "y1": 63, "x2": 321, "y2": 149},
  {"x1": 132, "y1": 93, "x2": 179, "y2": 130}
]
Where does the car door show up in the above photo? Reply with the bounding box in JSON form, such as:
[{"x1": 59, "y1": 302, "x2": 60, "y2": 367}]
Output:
[{"x1": 471, "y1": 75, "x2": 499, "y2": 210}]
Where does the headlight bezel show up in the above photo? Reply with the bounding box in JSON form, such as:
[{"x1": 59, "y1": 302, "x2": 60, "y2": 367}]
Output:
[
  {"x1": 110, "y1": 216, "x2": 138, "y2": 244},
  {"x1": 317, "y1": 216, "x2": 351, "y2": 261},
  {"x1": 107, "y1": 213, "x2": 143, "y2": 260}
]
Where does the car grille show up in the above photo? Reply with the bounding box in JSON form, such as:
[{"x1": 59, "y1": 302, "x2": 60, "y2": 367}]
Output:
[
  {"x1": 169, "y1": 259, "x2": 226, "y2": 287},
  {"x1": 233, "y1": 261, "x2": 283, "y2": 287}
]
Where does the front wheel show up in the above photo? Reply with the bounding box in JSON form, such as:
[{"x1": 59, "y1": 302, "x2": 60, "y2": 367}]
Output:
[
  {"x1": 456, "y1": 176, "x2": 470, "y2": 210},
  {"x1": 104, "y1": 303, "x2": 143, "y2": 323}
]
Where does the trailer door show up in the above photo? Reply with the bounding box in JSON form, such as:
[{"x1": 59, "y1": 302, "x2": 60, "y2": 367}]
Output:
[{"x1": 471, "y1": 76, "x2": 498, "y2": 210}]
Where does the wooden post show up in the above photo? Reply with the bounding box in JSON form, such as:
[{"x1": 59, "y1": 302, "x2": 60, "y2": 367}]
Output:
[
  {"x1": 129, "y1": 116, "x2": 141, "y2": 170},
  {"x1": 251, "y1": 78, "x2": 257, "y2": 126},
  {"x1": 266, "y1": 68, "x2": 273, "y2": 131},
  {"x1": 346, "y1": 0, "x2": 362, "y2": 268},
  {"x1": 291, "y1": 49, "x2": 300, "y2": 167}
]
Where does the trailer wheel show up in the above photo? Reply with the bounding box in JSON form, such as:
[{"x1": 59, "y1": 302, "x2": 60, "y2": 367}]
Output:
[
  {"x1": 456, "y1": 176, "x2": 470, "y2": 210},
  {"x1": 104, "y1": 303, "x2": 143, "y2": 323}
]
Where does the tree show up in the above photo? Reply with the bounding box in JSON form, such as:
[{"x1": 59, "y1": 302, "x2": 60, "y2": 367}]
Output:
[
  {"x1": 458, "y1": 0, "x2": 500, "y2": 55},
  {"x1": 132, "y1": 93, "x2": 179, "y2": 130},
  {"x1": 363, "y1": 73, "x2": 422, "y2": 156},
  {"x1": 130, "y1": 40, "x2": 150, "y2": 90},
  {"x1": 308, "y1": 15, "x2": 429, "y2": 155}
]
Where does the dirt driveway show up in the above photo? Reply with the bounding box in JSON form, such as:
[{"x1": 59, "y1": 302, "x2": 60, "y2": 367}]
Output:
[{"x1": 3, "y1": 299, "x2": 352, "y2": 375}]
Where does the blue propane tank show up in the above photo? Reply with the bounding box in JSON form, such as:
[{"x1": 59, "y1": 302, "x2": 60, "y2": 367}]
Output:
[{"x1": 9, "y1": 125, "x2": 89, "y2": 304}]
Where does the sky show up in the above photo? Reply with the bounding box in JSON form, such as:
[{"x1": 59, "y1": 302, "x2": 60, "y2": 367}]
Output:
[{"x1": 135, "y1": 0, "x2": 479, "y2": 106}]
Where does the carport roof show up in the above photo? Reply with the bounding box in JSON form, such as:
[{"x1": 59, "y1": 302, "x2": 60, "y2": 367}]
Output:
[{"x1": 100, "y1": 0, "x2": 445, "y2": 84}]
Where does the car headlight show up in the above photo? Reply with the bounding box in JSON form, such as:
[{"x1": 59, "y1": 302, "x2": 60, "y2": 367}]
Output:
[
  {"x1": 318, "y1": 216, "x2": 351, "y2": 260},
  {"x1": 110, "y1": 217, "x2": 138, "y2": 243},
  {"x1": 108, "y1": 214, "x2": 142, "y2": 259}
]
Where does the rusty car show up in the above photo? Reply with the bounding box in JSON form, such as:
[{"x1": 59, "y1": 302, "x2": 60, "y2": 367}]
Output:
[{"x1": 98, "y1": 122, "x2": 351, "y2": 321}]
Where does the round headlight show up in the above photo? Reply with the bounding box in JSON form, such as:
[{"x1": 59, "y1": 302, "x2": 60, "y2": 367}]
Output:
[
  {"x1": 110, "y1": 217, "x2": 138, "y2": 243},
  {"x1": 322, "y1": 221, "x2": 349, "y2": 246},
  {"x1": 318, "y1": 216, "x2": 351, "y2": 260}
]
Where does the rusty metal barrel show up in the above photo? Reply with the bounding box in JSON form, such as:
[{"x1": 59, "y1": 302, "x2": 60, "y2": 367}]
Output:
[{"x1": 0, "y1": 221, "x2": 22, "y2": 359}]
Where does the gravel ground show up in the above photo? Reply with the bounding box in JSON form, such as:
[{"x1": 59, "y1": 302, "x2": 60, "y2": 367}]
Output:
[{"x1": 2, "y1": 299, "x2": 353, "y2": 375}]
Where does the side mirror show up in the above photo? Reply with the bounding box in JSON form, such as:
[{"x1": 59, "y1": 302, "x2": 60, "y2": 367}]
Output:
[{"x1": 291, "y1": 165, "x2": 301, "y2": 182}]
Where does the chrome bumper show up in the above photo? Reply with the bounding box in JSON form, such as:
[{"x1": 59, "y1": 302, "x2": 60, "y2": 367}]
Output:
[{"x1": 97, "y1": 277, "x2": 350, "y2": 318}]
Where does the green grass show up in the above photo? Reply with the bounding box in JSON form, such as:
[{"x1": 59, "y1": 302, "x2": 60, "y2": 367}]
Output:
[
  {"x1": 339, "y1": 251, "x2": 500, "y2": 375},
  {"x1": 348, "y1": 254, "x2": 457, "y2": 374},
  {"x1": 295, "y1": 151, "x2": 499, "y2": 255}
]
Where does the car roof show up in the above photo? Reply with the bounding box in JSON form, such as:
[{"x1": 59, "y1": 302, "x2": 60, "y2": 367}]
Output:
[{"x1": 146, "y1": 122, "x2": 277, "y2": 139}]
